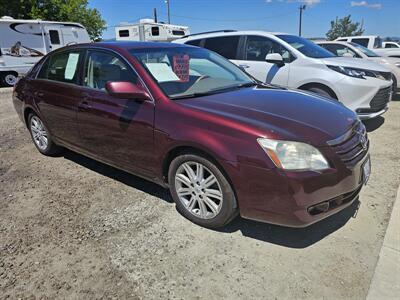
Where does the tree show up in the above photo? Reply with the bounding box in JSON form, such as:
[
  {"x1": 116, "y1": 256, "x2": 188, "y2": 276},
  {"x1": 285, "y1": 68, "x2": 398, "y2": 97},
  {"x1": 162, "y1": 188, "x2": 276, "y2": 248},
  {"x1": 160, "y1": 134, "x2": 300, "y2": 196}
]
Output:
[
  {"x1": 326, "y1": 15, "x2": 364, "y2": 41},
  {"x1": 0, "y1": 0, "x2": 106, "y2": 40}
]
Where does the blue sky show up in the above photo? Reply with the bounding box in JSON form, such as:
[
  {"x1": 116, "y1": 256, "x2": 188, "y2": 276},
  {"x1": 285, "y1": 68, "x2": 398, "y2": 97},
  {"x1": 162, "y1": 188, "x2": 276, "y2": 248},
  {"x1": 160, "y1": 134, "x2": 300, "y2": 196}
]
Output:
[{"x1": 89, "y1": 0, "x2": 400, "y2": 39}]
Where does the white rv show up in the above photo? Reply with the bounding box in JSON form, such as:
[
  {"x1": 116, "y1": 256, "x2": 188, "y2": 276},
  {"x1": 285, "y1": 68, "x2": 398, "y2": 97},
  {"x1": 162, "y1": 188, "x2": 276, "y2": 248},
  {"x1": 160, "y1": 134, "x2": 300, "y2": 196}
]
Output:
[
  {"x1": 115, "y1": 19, "x2": 189, "y2": 42},
  {"x1": 0, "y1": 16, "x2": 90, "y2": 86}
]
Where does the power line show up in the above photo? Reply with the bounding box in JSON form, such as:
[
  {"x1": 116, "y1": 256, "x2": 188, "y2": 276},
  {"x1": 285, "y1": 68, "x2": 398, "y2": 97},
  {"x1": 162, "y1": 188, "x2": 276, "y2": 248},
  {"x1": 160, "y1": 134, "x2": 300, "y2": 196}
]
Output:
[{"x1": 156, "y1": 11, "x2": 297, "y2": 22}]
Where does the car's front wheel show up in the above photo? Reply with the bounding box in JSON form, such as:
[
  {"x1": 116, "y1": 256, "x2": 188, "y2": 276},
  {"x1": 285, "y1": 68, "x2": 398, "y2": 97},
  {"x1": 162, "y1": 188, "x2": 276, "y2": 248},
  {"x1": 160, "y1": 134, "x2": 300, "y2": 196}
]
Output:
[
  {"x1": 28, "y1": 113, "x2": 62, "y2": 155},
  {"x1": 168, "y1": 154, "x2": 237, "y2": 228}
]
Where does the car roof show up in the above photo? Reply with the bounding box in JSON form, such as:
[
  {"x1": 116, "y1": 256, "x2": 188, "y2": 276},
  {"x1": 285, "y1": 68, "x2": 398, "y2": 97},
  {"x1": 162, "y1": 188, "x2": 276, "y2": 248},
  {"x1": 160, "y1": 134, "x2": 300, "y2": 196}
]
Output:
[
  {"x1": 317, "y1": 41, "x2": 349, "y2": 44},
  {"x1": 96, "y1": 41, "x2": 191, "y2": 49},
  {"x1": 59, "y1": 41, "x2": 193, "y2": 52},
  {"x1": 336, "y1": 35, "x2": 379, "y2": 40},
  {"x1": 180, "y1": 30, "x2": 288, "y2": 40}
]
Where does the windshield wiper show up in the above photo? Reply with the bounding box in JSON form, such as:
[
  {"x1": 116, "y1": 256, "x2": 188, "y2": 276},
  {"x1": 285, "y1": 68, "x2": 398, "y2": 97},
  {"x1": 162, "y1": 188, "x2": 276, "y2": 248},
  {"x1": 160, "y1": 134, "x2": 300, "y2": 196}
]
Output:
[
  {"x1": 169, "y1": 82, "x2": 259, "y2": 100},
  {"x1": 170, "y1": 91, "x2": 219, "y2": 100},
  {"x1": 236, "y1": 82, "x2": 259, "y2": 88}
]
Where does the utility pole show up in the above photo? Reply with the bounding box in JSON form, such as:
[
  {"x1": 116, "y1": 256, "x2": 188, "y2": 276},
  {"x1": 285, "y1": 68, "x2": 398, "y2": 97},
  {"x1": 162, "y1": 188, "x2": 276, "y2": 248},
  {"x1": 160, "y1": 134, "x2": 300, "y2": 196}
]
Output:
[
  {"x1": 165, "y1": 0, "x2": 171, "y2": 24},
  {"x1": 153, "y1": 8, "x2": 158, "y2": 23},
  {"x1": 298, "y1": 4, "x2": 306, "y2": 36}
]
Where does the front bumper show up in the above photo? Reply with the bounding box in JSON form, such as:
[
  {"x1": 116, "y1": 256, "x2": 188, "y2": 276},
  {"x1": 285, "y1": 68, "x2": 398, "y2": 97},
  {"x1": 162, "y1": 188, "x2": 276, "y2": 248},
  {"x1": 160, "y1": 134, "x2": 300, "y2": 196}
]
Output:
[
  {"x1": 335, "y1": 76, "x2": 392, "y2": 119},
  {"x1": 357, "y1": 107, "x2": 388, "y2": 120},
  {"x1": 223, "y1": 154, "x2": 368, "y2": 228}
]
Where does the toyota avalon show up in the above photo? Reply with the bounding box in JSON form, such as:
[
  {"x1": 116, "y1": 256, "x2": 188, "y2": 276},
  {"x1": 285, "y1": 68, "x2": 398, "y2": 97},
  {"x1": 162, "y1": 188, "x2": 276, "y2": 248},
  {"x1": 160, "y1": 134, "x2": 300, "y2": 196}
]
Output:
[{"x1": 13, "y1": 42, "x2": 370, "y2": 228}]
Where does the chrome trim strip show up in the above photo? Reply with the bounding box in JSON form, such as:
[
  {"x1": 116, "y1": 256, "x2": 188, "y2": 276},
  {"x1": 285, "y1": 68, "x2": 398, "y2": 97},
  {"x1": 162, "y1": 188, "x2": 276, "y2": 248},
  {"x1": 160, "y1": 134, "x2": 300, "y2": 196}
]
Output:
[{"x1": 327, "y1": 121, "x2": 362, "y2": 146}]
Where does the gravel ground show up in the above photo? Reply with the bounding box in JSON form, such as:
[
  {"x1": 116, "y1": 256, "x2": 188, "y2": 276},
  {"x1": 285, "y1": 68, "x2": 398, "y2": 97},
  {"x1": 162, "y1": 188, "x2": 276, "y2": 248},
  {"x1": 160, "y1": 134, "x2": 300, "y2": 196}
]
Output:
[{"x1": 1, "y1": 87, "x2": 399, "y2": 299}]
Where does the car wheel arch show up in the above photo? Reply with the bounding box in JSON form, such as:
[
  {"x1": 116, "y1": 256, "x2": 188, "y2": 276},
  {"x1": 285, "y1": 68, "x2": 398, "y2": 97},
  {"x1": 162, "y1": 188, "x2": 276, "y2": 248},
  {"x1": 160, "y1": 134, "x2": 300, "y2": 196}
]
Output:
[
  {"x1": 298, "y1": 82, "x2": 338, "y2": 100},
  {"x1": 162, "y1": 145, "x2": 238, "y2": 208},
  {"x1": 23, "y1": 107, "x2": 36, "y2": 128}
]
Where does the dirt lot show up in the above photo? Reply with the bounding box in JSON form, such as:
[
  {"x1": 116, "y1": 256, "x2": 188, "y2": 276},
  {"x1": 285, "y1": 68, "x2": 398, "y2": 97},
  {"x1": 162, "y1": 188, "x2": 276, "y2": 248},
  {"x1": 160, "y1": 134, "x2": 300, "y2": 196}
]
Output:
[{"x1": 0, "y1": 87, "x2": 399, "y2": 299}]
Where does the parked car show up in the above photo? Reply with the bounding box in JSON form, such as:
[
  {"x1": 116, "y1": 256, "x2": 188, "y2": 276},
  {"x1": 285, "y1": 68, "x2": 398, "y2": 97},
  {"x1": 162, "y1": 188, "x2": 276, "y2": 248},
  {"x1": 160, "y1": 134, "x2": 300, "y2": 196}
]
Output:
[
  {"x1": 383, "y1": 41, "x2": 400, "y2": 49},
  {"x1": 335, "y1": 36, "x2": 400, "y2": 58},
  {"x1": 317, "y1": 41, "x2": 400, "y2": 93},
  {"x1": 0, "y1": 16, "x2": 90, "y2": 87},
  {"x1": 175, "y1": 30, "x2": 393, "y2": 119},
  {"x1": 13, "y1": 42, "x2": 371, "y2": 228}
]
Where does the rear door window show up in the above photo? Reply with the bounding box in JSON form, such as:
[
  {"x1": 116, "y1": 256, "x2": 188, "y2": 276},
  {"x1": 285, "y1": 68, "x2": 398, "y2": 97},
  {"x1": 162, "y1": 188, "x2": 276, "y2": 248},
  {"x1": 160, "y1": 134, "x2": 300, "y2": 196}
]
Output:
[
  {"x1": 38, "y1": 50, "x2": 82, "y2": 84},
  {"x1": 203, "y1": 36, "x2": 240, "y2": 59},
  {"x1": 83, "y1": 50, "x2": 138, "y2": 90}
]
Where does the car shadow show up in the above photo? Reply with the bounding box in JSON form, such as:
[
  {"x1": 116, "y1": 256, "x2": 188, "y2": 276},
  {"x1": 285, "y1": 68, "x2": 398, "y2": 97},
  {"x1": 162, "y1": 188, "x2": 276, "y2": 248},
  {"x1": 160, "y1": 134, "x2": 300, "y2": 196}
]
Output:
[
  {"x1": 392, "y1": 93, "x2": 400, "y2": 101},
  {"x1": 215, "y1": 200, "x2": 360, "y2": 249},
  {"x1": 63, "y1": 150, "x2": 173, "y2": 203},
  {"x1": 62, "y1": 149, "x2": 360, "y2": 249},
  {"x1": 363, "y1": 116, "x2": 385, "y2": 132}
]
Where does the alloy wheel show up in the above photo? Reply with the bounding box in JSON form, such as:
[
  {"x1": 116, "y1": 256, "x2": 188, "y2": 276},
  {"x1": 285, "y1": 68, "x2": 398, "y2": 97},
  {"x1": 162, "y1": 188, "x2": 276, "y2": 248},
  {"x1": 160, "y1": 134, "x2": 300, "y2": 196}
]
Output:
[
  {"x1": 30, "y1": 116, "x2": 48, "y2": 150},
  {"x1": 175, "y1": 161, "x2": 223, "y2": 219}
]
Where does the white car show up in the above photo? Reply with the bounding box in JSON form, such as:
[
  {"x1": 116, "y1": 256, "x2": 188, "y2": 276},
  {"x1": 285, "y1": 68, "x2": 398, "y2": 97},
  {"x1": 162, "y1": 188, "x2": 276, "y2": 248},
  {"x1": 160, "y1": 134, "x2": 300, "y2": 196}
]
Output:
[
  {"x1": 336, "y1": 36, "x2": 400, "y2": 58},
  {"x1": 383, "y1": 41, "x2": 400, "y2": 49},
  {"x1": 317, "y1": 41, "x2": 400, "y2": 93},
  {"x1": 175, "y1": 30, "x2": 393, "y2": 119}
]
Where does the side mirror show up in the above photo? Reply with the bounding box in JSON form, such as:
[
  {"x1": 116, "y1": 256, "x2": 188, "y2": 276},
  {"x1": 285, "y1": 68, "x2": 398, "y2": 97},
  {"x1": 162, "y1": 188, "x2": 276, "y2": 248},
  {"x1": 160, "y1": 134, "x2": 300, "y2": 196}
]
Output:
[
  {"x1": 265, "y1": 53, "x2": 285, "y2": 67},
  {"x1": 105, "y1": 81, "x2": 151, "y2": 101}
]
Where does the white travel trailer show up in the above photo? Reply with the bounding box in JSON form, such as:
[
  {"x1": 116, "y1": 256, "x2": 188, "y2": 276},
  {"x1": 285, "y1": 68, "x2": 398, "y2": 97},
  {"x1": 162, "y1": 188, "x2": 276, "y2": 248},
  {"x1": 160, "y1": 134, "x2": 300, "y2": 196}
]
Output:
[
  {"x1": 0, "y1": 16, "x2": 90, "y2": 86},
  {"x1": 115, "y1": 19, "x2": 189, "y2": 42}
]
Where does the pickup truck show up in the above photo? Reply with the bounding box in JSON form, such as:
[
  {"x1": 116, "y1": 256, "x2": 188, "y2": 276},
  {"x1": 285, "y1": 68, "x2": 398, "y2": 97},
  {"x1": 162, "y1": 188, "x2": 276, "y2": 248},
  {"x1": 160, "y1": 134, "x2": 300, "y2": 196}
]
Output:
[{"x1": 336, "y1": 36, "x2": 400, "y2": 58}]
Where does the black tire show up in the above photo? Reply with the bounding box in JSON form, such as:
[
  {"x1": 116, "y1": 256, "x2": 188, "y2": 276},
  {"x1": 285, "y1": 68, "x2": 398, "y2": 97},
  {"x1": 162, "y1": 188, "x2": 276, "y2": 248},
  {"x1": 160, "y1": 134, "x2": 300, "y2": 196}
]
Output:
[
  {"x1": 305, "y1": 86, "x2": 335, "y2": 100},
  {"x1": 1, "y1": 72, "x2": 18, "y2": 87},
  {"x1": 28, "y1": 113, "x2": 63, "y2": 156},
  {"x1": 168, "y1": 153, "x2": 238, "y2": 228},
  {"x1": 392, "y1": 75, "x2": 397, "y2": 95}
]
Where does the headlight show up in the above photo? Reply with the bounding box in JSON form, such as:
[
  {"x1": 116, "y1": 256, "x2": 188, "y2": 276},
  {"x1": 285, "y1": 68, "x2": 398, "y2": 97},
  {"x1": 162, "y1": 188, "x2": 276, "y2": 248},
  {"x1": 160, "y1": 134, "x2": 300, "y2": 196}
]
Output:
[
  {"x1": 327, "y1": 65, "x2": 367, "y2": 79},
  {"x1": 328, "y1": 65, "x2": 392, "y2": 81},
  {"x1": 257, "y1": 138, "x2": 329, "y2": 171}
]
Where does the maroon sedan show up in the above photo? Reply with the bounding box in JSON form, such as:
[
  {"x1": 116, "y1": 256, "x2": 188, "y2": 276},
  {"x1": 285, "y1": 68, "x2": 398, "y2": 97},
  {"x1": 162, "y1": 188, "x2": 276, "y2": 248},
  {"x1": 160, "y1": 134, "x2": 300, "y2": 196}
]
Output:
[{"x1": 12, "y1": 42, "x2": 371, "y2": 228}]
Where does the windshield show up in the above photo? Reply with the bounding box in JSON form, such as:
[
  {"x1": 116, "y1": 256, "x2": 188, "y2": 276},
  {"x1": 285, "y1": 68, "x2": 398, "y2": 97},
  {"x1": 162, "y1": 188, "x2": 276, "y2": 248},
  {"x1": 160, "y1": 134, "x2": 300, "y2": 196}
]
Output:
[
  {"x1": 277, "y1": 35, "x2": 335, "y2": 58},
  {"x1": 130, "y1": 47, "x2": 255, "y2": 99},
  {"x1": 349, "y1": 42, "x2": 380, "y2": 57}
]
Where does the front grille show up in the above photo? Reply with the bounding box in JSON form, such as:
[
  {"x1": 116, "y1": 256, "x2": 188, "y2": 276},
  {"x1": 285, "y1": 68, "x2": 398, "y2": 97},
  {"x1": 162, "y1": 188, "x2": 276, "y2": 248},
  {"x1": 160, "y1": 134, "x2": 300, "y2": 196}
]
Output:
[
  {"x1": 370, "y1": 86, "x2": 392, "y2": 111},
  {"x1": 328, "y1": 121, "x2": 369, "y2": 168}
]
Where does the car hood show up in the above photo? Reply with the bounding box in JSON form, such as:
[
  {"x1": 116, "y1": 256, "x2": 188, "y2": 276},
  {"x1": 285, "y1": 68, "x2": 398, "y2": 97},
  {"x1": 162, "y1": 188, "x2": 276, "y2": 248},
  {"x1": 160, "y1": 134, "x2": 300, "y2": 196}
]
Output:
[
  {"x1": 374, "y1": 48, "x2": 400, "y2": 56},
  {"x1": 178, "y1": 87, "x2": 358, "y2": 146},
  {"x1": 369, "y1": 56, "x2": 400, "y2": 66},
  {"x1": 321, "y1": 56, "x2": 390, "y2": 72}
]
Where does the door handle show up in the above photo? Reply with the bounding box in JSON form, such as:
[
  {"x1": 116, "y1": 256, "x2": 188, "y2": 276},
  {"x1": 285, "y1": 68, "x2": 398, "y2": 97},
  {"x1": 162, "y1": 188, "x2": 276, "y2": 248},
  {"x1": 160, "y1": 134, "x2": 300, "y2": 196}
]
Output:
[
  {"x1": 239, "y1": 64, "x2": 250, "y2": 69},
  {"x1": 78, "y1": 100, "x2": 91, "y2": 111}
]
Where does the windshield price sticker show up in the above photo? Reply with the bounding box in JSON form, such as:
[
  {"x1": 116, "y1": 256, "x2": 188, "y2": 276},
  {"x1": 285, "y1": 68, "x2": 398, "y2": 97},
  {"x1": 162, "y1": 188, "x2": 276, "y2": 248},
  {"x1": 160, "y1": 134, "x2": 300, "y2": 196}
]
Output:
[{"x1": 173, "y1": 54, "x2": 190, "y2": 82}]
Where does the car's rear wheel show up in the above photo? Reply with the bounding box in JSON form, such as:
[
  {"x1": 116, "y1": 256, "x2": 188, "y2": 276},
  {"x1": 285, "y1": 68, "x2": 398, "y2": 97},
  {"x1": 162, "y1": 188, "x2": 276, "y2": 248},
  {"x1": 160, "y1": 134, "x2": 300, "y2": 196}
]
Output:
[
  {"x1": 1, "y1": 72, "x2": 18, "y2": 87},
  {"x1": 28, "y1": 113, "x2": 62, "y2": 155},
  {"x1": 168, "y1": 154, "x2": 237, "y2": 228}
]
